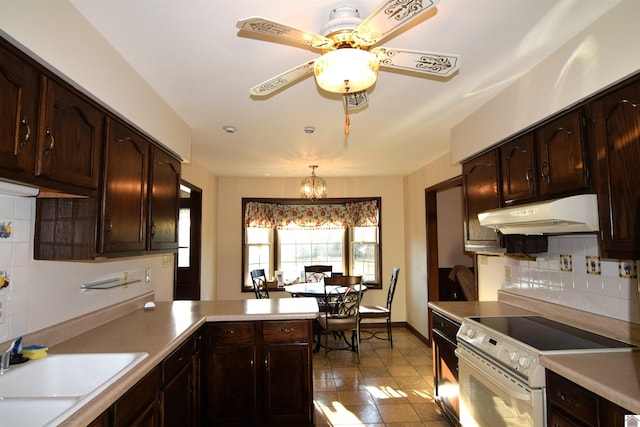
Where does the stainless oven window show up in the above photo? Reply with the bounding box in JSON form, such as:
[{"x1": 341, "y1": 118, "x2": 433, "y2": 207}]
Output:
[{"x1": 456, "y1": 346, "x2": 545, "y2": 427}]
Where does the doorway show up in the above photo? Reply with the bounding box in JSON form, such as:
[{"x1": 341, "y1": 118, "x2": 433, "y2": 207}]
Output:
[
  {"x1": 425, "y1": 176, "x2": 474, "y2": 304},
  {"x1": 175, "y1": 180, "x2": 202, "y2": 300}
]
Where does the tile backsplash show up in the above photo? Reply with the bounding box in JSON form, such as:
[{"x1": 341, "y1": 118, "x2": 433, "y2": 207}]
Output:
[
  {"x1": 500, "y1": 235, "x2": 640, "y2": 323},
  {"x1": 0, "y1": 192, "x2": 35, "y2": 340}
]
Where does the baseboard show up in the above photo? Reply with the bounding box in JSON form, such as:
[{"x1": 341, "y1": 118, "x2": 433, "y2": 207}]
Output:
[{"x1": 405, "y1": 322, "x2": 430, "y2": 346}]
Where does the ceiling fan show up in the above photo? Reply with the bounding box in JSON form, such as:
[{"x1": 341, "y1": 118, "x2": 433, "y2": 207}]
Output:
[{"x1": 237, "y1": 0, "x2": 461, "y2": 116}]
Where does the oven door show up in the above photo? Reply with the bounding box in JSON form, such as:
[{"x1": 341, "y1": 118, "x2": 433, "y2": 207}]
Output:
[{"x1": 455, "y1": 345, "x2": 545, "y2": 427}]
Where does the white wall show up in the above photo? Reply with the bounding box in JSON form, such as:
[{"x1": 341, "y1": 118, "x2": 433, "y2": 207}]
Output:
[
  {"x1": 0, "y1": 0, "x2": 191, "y2": 162},
  {"x1": 437, "y1": 187, "x2": 471, "y2": 268},
  {"x1": 403, "y1": 153, "x2": 461, "y2": 338},
  {"x1": 451, "y1": 0, "x2": 640, "y2": 162},
  {"x1": 216, "y1": 176, "x2": 407, "y2": 322}
]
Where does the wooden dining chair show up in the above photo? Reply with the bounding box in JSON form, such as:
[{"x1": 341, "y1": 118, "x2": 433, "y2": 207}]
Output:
[
  {"x1": 317, "y1": 275, "x2": 364, "y2": 362},
  {"x1": 304, "y1": 265, "x2": 332, "y2": 282},
  {"x1": 250, "y1": 269, "x2": 269, "y2": 299},
  {"x1": 359, "y1": 267, "x2": 399, "y2": 348}
]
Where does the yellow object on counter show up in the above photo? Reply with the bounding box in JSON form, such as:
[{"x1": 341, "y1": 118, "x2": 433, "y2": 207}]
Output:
[{"x1": 21, "y1": 345, "x2": 48, "y2": 360}]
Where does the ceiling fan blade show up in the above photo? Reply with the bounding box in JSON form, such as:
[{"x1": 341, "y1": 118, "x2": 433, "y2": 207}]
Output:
[
  {"x1": 344, "y1": 91, "x2": 369, "y2": 111},
  {"x1": 249, "y1": 60, "x2": 316, "y2": 96},
  {"x1": 371, "y1": 47, "x2": 460, "y2": 77},
  {"x1": 352, "y1": 0, "x2": 440, "y2": 46},
  {"x1": 237, "y1": 17, "x2": 333, "y2": 49}
]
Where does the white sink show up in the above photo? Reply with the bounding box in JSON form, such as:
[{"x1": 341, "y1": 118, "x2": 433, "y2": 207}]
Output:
[{"x1": 0, "y1": 352, "x2": 148, "y2": 426}]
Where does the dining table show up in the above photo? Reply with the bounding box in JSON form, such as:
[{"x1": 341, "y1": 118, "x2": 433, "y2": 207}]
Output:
[{"x1": 283, "y1": 282, "x2": 367, "y2": 297}]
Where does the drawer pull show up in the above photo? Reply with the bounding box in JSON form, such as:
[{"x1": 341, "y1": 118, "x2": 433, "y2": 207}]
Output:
[
  {"x1": 223, "y1": 329, "x2": 236, "y2": 335},
  {"x1": 45, "y1": 128, "x2": 55, "y2": 155},
  {"x1": 558, "y1": 392, "x2": 580, "y2": 407},
  {"x1": 279, "y1": 328, "x2": 295, "y2": 333},
  {"x1": 19, "y1": 117, "x2": 31, "y2": 148}
]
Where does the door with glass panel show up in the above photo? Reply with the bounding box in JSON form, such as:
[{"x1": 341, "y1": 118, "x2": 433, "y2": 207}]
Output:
[{"x1": 175, "y1": 181, "x2": 202, "y2": 300}]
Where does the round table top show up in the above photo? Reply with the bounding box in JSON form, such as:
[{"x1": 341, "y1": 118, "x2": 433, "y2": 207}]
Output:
[{"x1": 283, "y1": 282, "x2": 366, "y2": 297}]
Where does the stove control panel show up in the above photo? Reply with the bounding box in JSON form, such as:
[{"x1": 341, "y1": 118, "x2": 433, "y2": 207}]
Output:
[{"x1": 457, "y1": 319, "x2": 543, "y2": 385}]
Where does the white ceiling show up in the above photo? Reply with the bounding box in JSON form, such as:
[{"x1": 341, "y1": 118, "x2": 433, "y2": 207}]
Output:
[{"x1": 70, "y1": 0, "x2": 620, "y2": 178}]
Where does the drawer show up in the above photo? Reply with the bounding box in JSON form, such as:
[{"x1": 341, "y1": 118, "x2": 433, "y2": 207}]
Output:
[
  {"x1": 162, "y1": 335, "x2": 193, "y2": 384},
  {"x1": 113, "y1": 367, "x2": 159, "y2": 427},
  {"x1": 207, "y1": 321, "x2": 255, "y2": 345},
  {"x1": 432, "y1": 311, "x2": 460, "y2": 343},
  {"x1": 263, "y1": 320, "x2": 310, "y2": 343},
  {"x1": 547, "y1": 371, "x2": 598, "y2": 426}
]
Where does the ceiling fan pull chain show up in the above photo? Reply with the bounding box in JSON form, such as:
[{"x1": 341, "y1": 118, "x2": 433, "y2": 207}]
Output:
[{"x1": 345, "y1": 113, "x2": 350, "y2": 135}]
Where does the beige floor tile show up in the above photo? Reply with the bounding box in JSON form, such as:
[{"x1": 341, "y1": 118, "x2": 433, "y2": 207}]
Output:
[
  {"x1": 313, "y1": 327, "x2": 449, "y2": 427},
  {"x1": 377, "y1": 403, "x2": 421, "y2": 423}
]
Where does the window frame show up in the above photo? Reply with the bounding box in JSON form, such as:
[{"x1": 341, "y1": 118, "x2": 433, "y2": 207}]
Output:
[{"x1": 241, "y1": 197, "x2": 382, "y2": 292}]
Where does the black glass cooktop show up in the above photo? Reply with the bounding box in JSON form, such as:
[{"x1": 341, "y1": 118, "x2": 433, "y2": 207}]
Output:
[{"x1": 470, "y1": 316, "x2": 635, "y2": 351}]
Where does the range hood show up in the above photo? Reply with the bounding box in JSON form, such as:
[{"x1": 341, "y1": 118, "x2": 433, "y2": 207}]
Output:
[{"x1": 477, "y1": 194, "x2": 599, "y2": 235}]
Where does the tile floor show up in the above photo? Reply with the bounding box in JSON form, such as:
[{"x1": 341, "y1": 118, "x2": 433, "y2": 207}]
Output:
[{"x1": 312, "y1": 327, "x2": 451, "y2": 426}]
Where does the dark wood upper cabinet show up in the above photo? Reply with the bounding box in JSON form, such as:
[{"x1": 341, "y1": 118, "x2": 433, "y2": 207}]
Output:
[
  {"x1": 592, "y1": 77, "x2": 640, "y2": 259},
  {"x1": 500, "y1": 133, "x2": 537, "y2": 204},
  {"x1": 536, "y1": 109, "x2": 591, "y2": 198},
  {"x1": 462, "y1": 150, "x2": 502, "y2": 251},
  {"x1": 149, "y1": 146, "x2": 181, "y2": 251},
  {"x1": 0, "y1": 41, "x2": 39, "y2": 175},
  {"x1": 36, "y1": 77, "x2": 103, "y2": 191},
  {"x1": 500, "y1": 110, "x2": 591, "y2": 206},
  {"x1": 100, "y1": 118, "x2": 149, "y2": 255}
]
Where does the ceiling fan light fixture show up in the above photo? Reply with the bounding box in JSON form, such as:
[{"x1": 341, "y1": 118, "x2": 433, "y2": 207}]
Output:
[
  {"x1": 300, "y1": 165, "x2": 327, "y2": 200},
  {"x1": 314, "y1": 48, "x2": 379, "y2": 94}
]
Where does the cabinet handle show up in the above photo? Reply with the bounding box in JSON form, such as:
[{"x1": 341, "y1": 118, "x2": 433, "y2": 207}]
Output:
[
  {"x1": 222, "y1": 329, "x2": 236, "y2": 335},
  {"x1": 264, "y1": 356, "x2": 268, "y2": 368},
  {"x1": 250, "y1": 359, "x2": 254, "y2": 369},
  {"x1": 540, "y1": 162, "x2": 550, "y2": 183},
  {"x1": 150, "y1": 223, "x2": 156, "y2": 238},
  {"x1": 105, "y1": 215, "x2": 113, "y2": 233},
  {"x1": 279, "y1": 328, "x2": 295, "y2": 333},
  {"x1": 525, "y1": 168, "x2": 533, "y2": 185},
  {"x1": 19, "y1": 117, "x2": 31, "y2": 148},
  {"x1": 44, "y1": 128, "x2": 55, "y2": 155},
  {"x1": 558, "y1": 391, "x2": 580, "y2": 407}
]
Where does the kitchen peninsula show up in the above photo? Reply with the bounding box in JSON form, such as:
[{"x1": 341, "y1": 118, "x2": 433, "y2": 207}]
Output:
[{"x1": 8, "y1": 293, "x2": 319, "y2": 426}]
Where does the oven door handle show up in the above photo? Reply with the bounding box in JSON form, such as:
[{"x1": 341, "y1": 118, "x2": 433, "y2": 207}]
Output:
[{"x1": 455, "y1": 347, "x2": 532, "y2": 402}]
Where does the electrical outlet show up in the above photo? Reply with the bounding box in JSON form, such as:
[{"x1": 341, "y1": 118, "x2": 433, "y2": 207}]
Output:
[
  {"x1": 479, "y1": 255, "x2": 488, "y2": 265},
  {"x1": 505, "y1": 266, "x2": 512, "y2": 282},
  {"x1": 163, "y1": 255, "x2": 170, "y2": 268},
  {"x1": 145, "y1": 267, "x2": 151, "y2": 283},
  {"x1": 123, "y1": 271, "x2": 128, "y2": 283}
]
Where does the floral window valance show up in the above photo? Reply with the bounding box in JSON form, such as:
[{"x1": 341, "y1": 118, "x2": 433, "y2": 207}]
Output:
[{"x1": 244, "y1": 200, "x2": 378, "y2": 228}]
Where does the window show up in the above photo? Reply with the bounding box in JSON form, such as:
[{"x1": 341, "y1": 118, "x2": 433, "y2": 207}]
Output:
[
  {"x1": 277, "y1": 225, "x2": 345, "y2": 283},
  {"x1": 242, "y1": 198, "x2": 381, "y2": 291},
  {"x1": 245, "y1": 227, "x2": 273, "y2": 280}
]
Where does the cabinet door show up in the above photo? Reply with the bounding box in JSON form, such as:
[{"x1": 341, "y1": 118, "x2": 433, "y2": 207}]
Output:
[
  {"x1": 0, "y1": 42, "x2": 38, "y2": 176},
  {"x1": 263, "y1": 344, "x2": 312, "y2": 425},
  {"x1": 162, "y1": 362, "x2": 193, "y2": 427},
  {"x1": 536, "y1": 110, "x2": 591, "y2": 198},
  {"x1": 462, "y1": 150, "x2": 501, "y2": 251},
  {"x1": 113, "y1": 367, "x2": 160, "y2": 427},
  {"x1": 207, "y1": 345, "x2": 257, "y2": 426},
  {"x1": 205, "y1": 322, "x2": 257, "y2": 426},
  {"x1": 593, "y1": 80, "x2": 640, "y2": 258},
  {"x1": 149, "y1": 147, "x2": 181, "y2": 251},
  {"x1": 262, "y1": 320, "x2": 313, "y2": 426},
  {"x1": 500, "y1": 134, "x2": 536, "y2": 204},
  {"x1": 101, "y1": 119, "x2": 149, "y2": 255},
  {"x1": 36, "y1": 77, "x2": 103, "y2": 191}
]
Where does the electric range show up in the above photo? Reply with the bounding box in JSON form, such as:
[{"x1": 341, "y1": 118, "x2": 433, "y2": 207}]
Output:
[{"x1": 456, "y1": 315, "x2": 635, "y2": 387}]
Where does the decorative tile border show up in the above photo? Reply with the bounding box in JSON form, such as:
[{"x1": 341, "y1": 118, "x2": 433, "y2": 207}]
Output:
[
  {"x1": 560, "y1": 254, "x2": 572, "y2": 272},
  {"x1": 586, "y1": 256, "x2": 601, "y2": 275},
  {"x1": 0, "y1": 221, "x2": 11, "y2": 239},
  {"x1": 619, "y1": 260, "x2": 637, "y2": 279}
]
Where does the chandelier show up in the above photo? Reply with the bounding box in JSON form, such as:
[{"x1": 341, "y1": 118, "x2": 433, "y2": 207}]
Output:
[
  {"x1": 313, "y1": 48, "x2": 379, "y2": 93},
  {"x1": 300, "y1": 165, "x2": 327, "y2": 200}
]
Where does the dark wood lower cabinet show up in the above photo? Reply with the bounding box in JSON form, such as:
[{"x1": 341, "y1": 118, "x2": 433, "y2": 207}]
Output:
[
  {"x1": 431, "y1": 310, "x2": 461, "y2": 426},
  {"x1": 546, "y1": 370, "x2": 631, "y2": 427},
  {"x1": 204, "y1": 320, "x2": 314, "y2": 426},
  {"x1": 112, "y1": 367, "x2": 160, "y2": 427}
]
